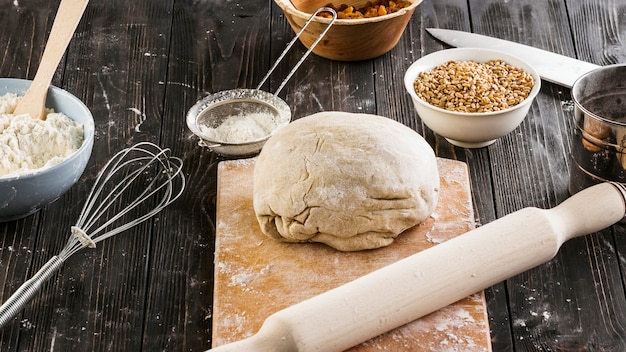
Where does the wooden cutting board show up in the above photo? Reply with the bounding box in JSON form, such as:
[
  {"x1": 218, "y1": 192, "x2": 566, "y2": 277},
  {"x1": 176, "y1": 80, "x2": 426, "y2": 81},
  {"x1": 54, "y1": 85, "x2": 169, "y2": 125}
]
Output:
[{"x1": 212, "y1": 157, "x2": 491, "y2": 351}]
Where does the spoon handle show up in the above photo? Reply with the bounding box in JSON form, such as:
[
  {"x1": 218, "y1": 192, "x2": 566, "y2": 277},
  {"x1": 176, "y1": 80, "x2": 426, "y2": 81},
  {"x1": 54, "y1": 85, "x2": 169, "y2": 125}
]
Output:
[{"x1": 13, "y1": 0, "x2": 89, "y2": 120}]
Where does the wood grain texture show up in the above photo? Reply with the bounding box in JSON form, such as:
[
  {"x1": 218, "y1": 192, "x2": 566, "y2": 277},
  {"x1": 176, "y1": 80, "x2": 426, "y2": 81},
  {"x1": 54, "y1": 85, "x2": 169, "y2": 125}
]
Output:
[
  {"x1": 465, "y1": 1, "x2": 626, "y2": 351},
  {"x1": 8, "y1": 1, "x2": 177, "y2": 351},
  {"x1": 0, "y1": 0, "x2": 625, "y2": 351}
]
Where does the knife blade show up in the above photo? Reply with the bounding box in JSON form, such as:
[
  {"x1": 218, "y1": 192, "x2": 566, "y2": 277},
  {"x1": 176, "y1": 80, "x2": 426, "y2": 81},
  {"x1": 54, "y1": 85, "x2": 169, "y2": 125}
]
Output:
[{"x1": 426, "y1": 28, "x2": 600, "y2": 88}]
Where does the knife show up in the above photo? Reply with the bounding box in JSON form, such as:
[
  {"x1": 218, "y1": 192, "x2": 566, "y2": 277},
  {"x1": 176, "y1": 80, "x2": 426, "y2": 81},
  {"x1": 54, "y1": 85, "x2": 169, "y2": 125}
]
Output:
[{"x1": 426, "y1": 28, "x2": 600, "y2": 88}]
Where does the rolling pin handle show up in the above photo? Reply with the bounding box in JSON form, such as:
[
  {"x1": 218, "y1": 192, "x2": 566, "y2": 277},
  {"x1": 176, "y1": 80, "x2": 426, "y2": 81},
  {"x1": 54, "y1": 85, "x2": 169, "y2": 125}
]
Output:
[
  {"x1": 609, "y1": 182, "x2": 626, "y2": 214},
  {"x1": 554, "y1": 182, "x2": 626, "y2": 242}
]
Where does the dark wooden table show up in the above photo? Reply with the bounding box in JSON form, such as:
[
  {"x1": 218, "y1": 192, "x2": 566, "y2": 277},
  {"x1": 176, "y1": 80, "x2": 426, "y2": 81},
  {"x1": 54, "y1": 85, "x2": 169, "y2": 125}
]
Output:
[{"x1": 1, "y1": 0, "x2": 626, "y2": 351}]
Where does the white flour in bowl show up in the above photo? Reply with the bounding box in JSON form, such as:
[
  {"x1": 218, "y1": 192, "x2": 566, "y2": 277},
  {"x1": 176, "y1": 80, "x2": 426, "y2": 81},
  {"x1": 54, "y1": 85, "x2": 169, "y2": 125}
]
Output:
[{"x1": 0, "y1": 93, "x2": 84, "y2": 178}]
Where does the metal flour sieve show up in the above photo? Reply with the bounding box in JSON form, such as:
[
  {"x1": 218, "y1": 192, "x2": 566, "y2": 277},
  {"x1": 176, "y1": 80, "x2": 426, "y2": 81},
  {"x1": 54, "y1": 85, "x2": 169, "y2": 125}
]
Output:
[{"x1": 187, "y1": 7, "x2": 337, "y2": 158}]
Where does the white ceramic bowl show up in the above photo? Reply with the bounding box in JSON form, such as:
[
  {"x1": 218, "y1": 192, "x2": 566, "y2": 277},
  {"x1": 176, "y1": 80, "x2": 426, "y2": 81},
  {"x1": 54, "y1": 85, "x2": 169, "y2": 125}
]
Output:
[
  {"x1": 404, "y1": 48, "x2": 541, "y2": 148},
  {"x1": 0, "y1": 78, "x2": 95, "y2": 222}
]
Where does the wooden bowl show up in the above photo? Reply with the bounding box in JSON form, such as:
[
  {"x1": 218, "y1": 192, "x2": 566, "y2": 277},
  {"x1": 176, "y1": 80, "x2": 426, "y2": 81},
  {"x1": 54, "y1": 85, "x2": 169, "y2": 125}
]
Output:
[{"x1": 274, "y1": 0, "x2": 423, "y2": 61}]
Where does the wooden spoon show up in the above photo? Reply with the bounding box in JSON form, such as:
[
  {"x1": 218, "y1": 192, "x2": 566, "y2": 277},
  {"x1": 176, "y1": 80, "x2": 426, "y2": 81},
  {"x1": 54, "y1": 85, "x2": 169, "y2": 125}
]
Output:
[{"x1": 13, "y1": 0, "x2": 89, "y2": 120}]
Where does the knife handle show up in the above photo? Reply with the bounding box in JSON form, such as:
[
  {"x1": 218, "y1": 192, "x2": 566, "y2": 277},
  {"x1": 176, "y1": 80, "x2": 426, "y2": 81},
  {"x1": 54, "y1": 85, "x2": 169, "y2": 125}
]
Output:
[{"x1": 208, "y1": 182, "x2": 626, "y2": 352}]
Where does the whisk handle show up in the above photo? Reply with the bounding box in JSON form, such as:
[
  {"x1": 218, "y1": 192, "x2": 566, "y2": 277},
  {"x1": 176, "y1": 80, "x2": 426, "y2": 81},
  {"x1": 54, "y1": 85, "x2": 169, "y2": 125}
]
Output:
[{"x1": 0, "y1": 256, "x2": 65, "y2": 328}]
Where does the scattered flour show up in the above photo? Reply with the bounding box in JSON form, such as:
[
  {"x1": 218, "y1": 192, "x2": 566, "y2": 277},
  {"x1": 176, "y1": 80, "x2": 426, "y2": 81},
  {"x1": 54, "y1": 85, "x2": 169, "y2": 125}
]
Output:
[
  {"x1": 0, "y1": 93, "x2": 84, "y2": 178},
  {"x1": 199, "y1": 112, "x2": 277, "y2": 143}
]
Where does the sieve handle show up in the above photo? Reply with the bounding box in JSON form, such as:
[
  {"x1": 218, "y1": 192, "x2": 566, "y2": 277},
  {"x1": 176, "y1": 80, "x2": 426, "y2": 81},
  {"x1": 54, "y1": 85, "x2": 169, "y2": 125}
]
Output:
[
  {"x1": 256, "y1": 7, "x2": 337, "y2": 96},
  {"x1": 0, "y1": 256, "x2": 65, "y2": 328}
]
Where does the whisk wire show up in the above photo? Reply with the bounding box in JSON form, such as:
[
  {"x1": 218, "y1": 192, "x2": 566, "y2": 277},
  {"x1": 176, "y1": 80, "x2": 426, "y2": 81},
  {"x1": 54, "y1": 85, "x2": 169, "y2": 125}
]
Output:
[
  {"x1": 78, "y1": 164, "x2": 149, "y2": 236},
  {"x1": 75, "y1": 143, "x2": 184, "y2": 242},
  {"x1": 0, "y1": 142, "x2": 185, "y2": 329},
  {"x1": 75, "y1": 148, "x2": 155, "y2": 229},
  {"x1": 90, "y1": 163, "x2": 183, "y2": 241},
  {"x1": 76, "y1": 146, "x2": 152, "y2": 220}
]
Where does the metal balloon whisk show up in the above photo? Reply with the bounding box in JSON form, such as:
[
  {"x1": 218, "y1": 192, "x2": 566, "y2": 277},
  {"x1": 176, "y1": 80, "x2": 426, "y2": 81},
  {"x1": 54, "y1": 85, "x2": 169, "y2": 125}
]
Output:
[{"x1": 0, "y1": 142, "x2": 186, "y2": 328}]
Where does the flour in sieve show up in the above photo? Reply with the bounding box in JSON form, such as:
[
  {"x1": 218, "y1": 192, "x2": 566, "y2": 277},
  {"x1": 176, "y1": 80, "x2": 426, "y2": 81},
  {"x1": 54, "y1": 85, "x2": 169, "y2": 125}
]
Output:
[
  {"x1": 0, "y1": 93, "x2": 84, "y2": 178},
  {"x1": 199, "y1": 112, "x2": 278, "y2": 143}
]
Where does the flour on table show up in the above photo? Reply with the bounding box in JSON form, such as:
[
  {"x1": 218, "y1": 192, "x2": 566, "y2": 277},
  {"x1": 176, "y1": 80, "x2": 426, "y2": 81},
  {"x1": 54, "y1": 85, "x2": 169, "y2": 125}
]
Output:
[
  {"x1": 199, "y1": 112, "x2": 277, "y2": 143},
  {"x1": 0, "y1": 93, "x2": 84, "y2": 178}
]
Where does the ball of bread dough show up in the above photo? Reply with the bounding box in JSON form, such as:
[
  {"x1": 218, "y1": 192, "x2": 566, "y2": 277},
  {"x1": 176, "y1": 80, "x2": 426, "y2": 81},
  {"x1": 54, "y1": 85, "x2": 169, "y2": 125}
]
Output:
[{"x1": 253, "y1": 112, "x2": 439, "y2": 251}]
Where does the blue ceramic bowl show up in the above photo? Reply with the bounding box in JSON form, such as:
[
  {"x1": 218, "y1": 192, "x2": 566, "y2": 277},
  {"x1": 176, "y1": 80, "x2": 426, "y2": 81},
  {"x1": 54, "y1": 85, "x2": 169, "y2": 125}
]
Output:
[{"x1": 0, "y1": 78, "x2": 95, "y2": 222}]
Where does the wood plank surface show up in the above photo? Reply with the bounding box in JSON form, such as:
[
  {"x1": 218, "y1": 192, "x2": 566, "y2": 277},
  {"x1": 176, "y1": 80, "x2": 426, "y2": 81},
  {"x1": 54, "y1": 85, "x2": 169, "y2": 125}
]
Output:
[
  {"x1": 0, "y1": 0, "x2": 624, "y2": 351},
  {"x1": 463, "y1": 1, "x2": 626, "y2": 351},
  {"x1": 213, "y1": 157, "x2": 490, "y2": 351}
]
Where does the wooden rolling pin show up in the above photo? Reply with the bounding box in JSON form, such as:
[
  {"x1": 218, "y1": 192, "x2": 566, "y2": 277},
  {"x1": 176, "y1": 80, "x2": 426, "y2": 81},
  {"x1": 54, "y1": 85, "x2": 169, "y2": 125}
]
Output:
[{"x1": 208, "y1": 182, "x2": 626, "y2": 352}]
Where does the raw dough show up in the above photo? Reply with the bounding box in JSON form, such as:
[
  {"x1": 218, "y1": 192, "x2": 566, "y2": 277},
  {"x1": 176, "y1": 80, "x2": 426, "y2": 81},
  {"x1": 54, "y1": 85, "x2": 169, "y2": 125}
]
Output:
[{"x1": 253, "y1": 111, "x2": 440, "y2": 251}]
